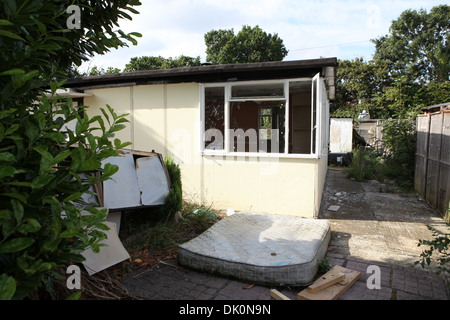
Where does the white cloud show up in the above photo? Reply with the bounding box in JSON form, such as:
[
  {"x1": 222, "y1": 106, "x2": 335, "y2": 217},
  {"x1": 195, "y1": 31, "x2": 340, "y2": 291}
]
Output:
[{"x1": 81, "y1": 0, "x2": 446, "y2": 71}]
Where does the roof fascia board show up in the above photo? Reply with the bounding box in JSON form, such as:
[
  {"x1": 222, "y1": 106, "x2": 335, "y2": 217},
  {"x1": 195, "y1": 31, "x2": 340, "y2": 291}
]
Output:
[{"x1": 65, "y1": 58, "x2": 337, "y2": 89}]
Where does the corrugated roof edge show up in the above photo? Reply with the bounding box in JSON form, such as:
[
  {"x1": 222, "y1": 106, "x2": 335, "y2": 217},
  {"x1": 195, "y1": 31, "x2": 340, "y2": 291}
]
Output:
[{"x1": 64, "y1": 58, "x2": 337, "y2": 88}]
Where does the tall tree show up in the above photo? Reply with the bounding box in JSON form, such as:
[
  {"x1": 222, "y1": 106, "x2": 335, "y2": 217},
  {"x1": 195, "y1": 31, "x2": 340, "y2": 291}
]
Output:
[
  {"x1": 370, "y1": 5, "x2": 449, "y2": 117},
  {"x1": 334, "y1": 5, "x2": 449, "y2": 119},
  {"x1": 204, "y1": 25, "x2": 288, "y2": 64},
  {"x1": 123, "y1": 55, "x2": 201, "y2": 72},
  {"x1": 89, "y1": 66, "x2": 122, "y2": 76},
  {"x1": 332, "y1": 58, "x2": 385, "y2": 118},
  {"x1": 372, "y1": 5, "x2": 449, "y2": 84}
]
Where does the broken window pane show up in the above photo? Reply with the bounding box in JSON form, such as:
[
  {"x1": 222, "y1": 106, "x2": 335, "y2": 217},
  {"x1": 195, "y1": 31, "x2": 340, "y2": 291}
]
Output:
[
  {"x1": 230, "y1": 101, "x2": 285, "y2": 153},
  {"x1": 204, "y1": 87, "x2": 224, "y2": 150},
  {"x1": 289, "y1": 80, "x2": 312, "y2": 154},
  {"x1": 202, "y1": 79, "x2": 320, "y2": 156},
  {"x1": 260, "y1": 108, "x2": 272, "y2": 140},
  {"x1": 231, "y1": 83, "x2": 284, "y2": 99}
]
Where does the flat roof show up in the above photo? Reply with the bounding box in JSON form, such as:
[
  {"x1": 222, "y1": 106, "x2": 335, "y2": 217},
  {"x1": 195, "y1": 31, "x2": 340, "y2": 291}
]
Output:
[
  {"x1": 65, "y1": 58, "x2": 337, "y2": 90},
  {"x1": 426, "y1": 102, "x2": 450, "y2": 110}
]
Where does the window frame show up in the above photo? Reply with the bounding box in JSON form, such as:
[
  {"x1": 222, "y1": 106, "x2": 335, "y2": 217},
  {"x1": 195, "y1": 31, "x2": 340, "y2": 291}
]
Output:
[{"x1": 200, "y1": 76, "x2": 327, "y2": 159}]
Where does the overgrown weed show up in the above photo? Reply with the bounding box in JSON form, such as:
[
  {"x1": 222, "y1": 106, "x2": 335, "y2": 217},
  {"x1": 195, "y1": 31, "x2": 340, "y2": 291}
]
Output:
[
  {"x1": 344, "y1": 147, "x2": 382, "y2": 182},
  {"x1": 345, "y1": 118, "x2": 416, "y2": 192},
  {"x1": 119, "y1": 201, "x2": 219, "y2": 258}
]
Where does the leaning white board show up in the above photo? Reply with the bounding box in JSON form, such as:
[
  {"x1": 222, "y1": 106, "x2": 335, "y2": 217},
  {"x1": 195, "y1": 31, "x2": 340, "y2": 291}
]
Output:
[
  {"x1": 81, "y1": 221, "x2": 130, "y2": 275},
  {"x1": 101, "y1": 151, "x2": 141, "y2": 210},
  {"x1": 136, "y1": 155, "x2": 170, "y2": 206}
]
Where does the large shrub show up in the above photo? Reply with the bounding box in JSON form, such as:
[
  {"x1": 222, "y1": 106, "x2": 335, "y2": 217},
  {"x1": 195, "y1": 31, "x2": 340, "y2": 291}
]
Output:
[
  {"x1": 0, "y1": 90, "x2": 131, "y2": 299},
  {"x1": 0, "y1": 0, "x2": 141, "y2": 299},
  {"x1": 381, "y1": 118, "x2": 416, "y2": 189},
  {"x1": 345, "y1": 118, "x2": 416, "y2": 191}
]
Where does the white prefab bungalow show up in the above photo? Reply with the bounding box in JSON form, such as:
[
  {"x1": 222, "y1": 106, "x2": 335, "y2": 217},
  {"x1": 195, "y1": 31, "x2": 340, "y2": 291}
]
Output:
[{"x1": 65, "y1": 58, "x2": 337, "y2": 218}]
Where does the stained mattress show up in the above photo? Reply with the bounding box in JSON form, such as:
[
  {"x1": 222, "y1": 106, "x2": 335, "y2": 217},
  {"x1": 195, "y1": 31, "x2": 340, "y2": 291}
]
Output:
[{"x1": 177, "y1": 212, "x2": 331, "y2": 286}]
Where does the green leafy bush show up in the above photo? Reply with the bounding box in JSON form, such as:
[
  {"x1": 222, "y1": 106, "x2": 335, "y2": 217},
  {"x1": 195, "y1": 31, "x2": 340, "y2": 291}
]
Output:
[
  {"x1": 0, "y1": 87, "x2": 131, "y2": 299},
  {"x1": 159, "y1": 156, "x2": 183, "y2": 218},
  {"x1": 381, "y1": 118, "x2": 416, "y2": 190},
  {"x1": 0, "y1": 0, "x2": 141, "y2": 299}
]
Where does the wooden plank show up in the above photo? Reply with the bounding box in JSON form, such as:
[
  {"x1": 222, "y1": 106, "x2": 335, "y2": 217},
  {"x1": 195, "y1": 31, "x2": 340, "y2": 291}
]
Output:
[
  {"x1": 426, "y1": 113, "x2": 443, "y2": 207},
  {"x1": 428, "y1": 113, "x2": 442, "y2": 161},
  {"x1": 426, "y1": 160, "x2": 440, "y2": 207},
  {"x1": 415, "y1": 115, "x2": 430, "y2": 197},
  {"x1": 438, "y1": 112, "x2": 450, "y2": 214},
  {"x1": 270, "y1": 289, "x2": 291, "y2": 300},
  {"x1": 414, "y1": 155, "x2": 427, "y2": 198},
  {"x1": 415, "y1": 115, "x2": 430, "y2": 157},
  {"x1": 297, "y1": 266, "x2": 360, "y2": 300},
  {"x1": 440, "y1": 112, "x2": 450, "y2": 164},
  {"x1": 307, "y1": 271, "x2": 346, "y2": 293}
]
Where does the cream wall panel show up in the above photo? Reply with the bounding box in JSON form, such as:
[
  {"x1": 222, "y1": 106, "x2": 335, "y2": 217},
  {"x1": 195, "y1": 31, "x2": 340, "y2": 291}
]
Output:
[
  {"x1": 167, "y1": 83, "x2": 199, "y2": 108},
  {"x1": 84, "y1": 87, "x2": 132, "y2": 147},
  {"x1": 179, "y1": 163, "x2": 203, "y2": 205},
  {"x1": 165, "y1": 83, "x2": 202, "y2": 203},
  {"x1": 133, "y1": 85, "x2": 166, "y2": 153},
  {"x1": 315, "y1": 155, "x2": 328, "y2": 217},
  {"x1": 200, "y1": 156, "x2": 317, "y2": 217},
  {"x1": 165, "y1": 83, "x2": 200, "y2": 164}
]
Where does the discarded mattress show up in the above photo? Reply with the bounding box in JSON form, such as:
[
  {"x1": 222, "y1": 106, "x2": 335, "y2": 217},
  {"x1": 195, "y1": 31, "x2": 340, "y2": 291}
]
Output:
[{"x1": 177, "y1": 212, "x2": 331, "y2": 286}]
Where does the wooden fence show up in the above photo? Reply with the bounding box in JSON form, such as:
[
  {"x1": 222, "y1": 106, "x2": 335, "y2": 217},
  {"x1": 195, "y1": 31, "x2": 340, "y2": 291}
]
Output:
[{"x1": 415, "y1": 108, "x2": 450, "y2": 218}]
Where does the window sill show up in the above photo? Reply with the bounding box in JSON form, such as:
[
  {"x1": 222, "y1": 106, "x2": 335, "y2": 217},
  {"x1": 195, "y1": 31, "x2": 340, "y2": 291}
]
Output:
[{"x1": 201, "y1": 150, "x2": 323, "y2": 159}]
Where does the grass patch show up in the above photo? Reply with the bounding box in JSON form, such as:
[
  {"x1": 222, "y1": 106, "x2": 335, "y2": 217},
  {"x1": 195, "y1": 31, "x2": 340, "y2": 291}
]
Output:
[{"x1": 118, "y1": 202, "x2": 220, "y2": 266}]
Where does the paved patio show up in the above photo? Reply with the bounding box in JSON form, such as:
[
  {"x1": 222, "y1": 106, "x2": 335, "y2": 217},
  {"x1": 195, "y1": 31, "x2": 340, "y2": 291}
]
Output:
[{"x1": 122, "y1": 167, "x2": 449, "y2": 300}]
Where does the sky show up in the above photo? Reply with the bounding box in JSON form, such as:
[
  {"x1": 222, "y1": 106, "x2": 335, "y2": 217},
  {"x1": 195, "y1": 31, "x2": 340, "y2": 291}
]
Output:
[{"x1": 80, "y1": 0, "x2": 447, "y2": 73}]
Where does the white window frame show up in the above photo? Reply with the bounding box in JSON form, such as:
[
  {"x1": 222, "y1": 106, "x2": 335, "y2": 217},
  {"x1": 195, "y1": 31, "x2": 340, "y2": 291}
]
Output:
[
  {"x1": 311, "y1": 72, "x2": 320, "y2": 156},
  {"x1": 200, "y1": 76, "x2": 326, "y2": 159}
]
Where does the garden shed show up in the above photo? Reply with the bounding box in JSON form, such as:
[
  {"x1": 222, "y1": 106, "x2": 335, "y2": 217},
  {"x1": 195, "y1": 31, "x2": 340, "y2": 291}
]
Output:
[{"x1": 65, "y1": 58, "x2": 337, "y2": 218}]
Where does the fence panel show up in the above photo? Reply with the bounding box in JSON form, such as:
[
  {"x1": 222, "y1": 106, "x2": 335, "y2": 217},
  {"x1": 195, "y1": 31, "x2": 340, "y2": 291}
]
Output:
[
  {"x1": 426, "y1": 113, "x2": 443, "y2": 207},
  {"x1": 415, "y1": 110, "x2": 450, "y2": 216},
  {"x1": 415, "y1": 115, "x2": 429, "y2": 197},
  {"x1": 437, "y1": 112, "x2": 450, "y2": 214}
]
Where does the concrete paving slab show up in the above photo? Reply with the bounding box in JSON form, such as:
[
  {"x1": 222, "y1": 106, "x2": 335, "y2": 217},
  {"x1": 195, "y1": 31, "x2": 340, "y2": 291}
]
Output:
[{"x1": 122, "y1": 167, "x2": 449, "y2": 300}]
